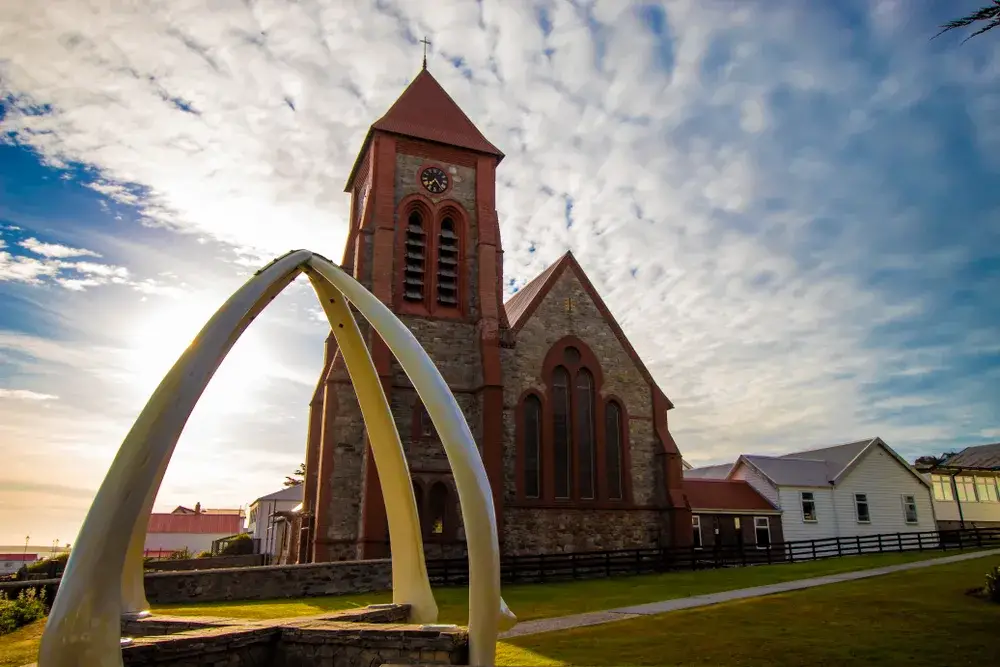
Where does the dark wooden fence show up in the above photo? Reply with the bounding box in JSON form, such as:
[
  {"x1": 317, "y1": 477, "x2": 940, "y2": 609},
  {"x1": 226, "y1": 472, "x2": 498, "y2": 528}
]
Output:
[{"x1": 423, "y1": 527, "x2": 1000, "y2": 587}]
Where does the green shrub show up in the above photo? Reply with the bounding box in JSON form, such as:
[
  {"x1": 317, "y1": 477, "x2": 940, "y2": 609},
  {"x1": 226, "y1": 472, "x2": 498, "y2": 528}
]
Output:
[
  {"x1": 218, "y1": 533, "x2": 253, "y2": 556},
  {"x1": 0, "y1": 588, "x2": 47, "y2": 635},
  {"x1": 195, "y1": 550, "x2": 213, "y2": 558},
  {"x1": 167, "y1": 547, "x2": 192, "y2": 560},
  {"x1": 985, "y1": 566, "x2": 1000, "y2": 603},
  {"x1": 25, "y1": 552, "x2": 69, "y2": 577}
]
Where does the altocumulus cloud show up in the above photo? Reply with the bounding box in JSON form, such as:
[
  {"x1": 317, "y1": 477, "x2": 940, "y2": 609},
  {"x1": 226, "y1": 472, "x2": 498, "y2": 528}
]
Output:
[{"x1": 0, "y1": 0, "x2": 999, "y2": 543}]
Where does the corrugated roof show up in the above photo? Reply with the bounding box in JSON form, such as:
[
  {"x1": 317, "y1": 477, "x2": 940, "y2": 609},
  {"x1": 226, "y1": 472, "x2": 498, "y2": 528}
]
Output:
[
  {"x1": 779, "y1": 438, "x2": 873, "y2": 472},
  {"x1": 743, "y1": 455, "x2": 838, "y2": 487},
  {"x1": 503, "y1": 258, "x2": 564, "y2": 329},
  {"x1": 942, "y1": 442, "x2": 1000, "y2": 470},
  {"x1": 684, "y1": 463, "x2": 735, "y2": 479},
  {"x1": 683, "y1": 479, "x2": 778, "y2": 512},
  {"x1": 147, "y1": 513, "x2": 244, "y2": 535},
  {"x1": 0, "y1": 554, "x2": 39, "y2": 562},
  {"x1": 253, "y1": 485, "x2": 304, "y2": 504}
]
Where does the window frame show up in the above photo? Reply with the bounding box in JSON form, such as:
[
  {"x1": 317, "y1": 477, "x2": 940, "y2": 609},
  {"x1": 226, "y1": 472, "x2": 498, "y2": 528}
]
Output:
[
  {"x1": 854, "y1": 492, "x2": 871, "y2": 524},
  {"x1": 754, "y1": 516, "x2": 771, "y2": 549},
  {"x1": 692, "y1": 515, "x2": 703, "y2": 549},
  {"x1": 956, "y1": 476, "x2": 978, "y2": 503},
  {"x1": 902, "y1": 494, "x2": 919, "y2": 524},
  {"x1": 800, "y1": 491, "x2": 818, "y2": 522},
  {"x1": 605, "y1": 400, "x2": 625, "y2": 501},
  {"x1": 521, "y1": 393, "x2": 543, "y2": 500},
  {"x1": 931, "y1": 474, "x2": 954, "y2": 502},
  {"x1": 975, "y1": 477, "x2": 999, "y2": 503}
]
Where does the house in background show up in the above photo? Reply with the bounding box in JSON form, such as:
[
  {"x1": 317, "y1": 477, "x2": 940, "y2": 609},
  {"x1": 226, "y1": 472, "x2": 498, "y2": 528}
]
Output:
[
  {"x1": 683, "y1": 478, "x2": 783, "y2": 550},
  {"x1": 686, "y1": 438, "x2": 936, "y2": 547},
  {"x1": 0, "y1": 553, "x2": 39, "y2": 575},
  {"x1": 247, "y1": 485, "x2": 304, "y2": 557},
  {"x1": 918, "y1": 442, "x2": 1000, "y2": 530},
  {"x1": 144, "y1": 503, "x2": 245, "y2": 557}
]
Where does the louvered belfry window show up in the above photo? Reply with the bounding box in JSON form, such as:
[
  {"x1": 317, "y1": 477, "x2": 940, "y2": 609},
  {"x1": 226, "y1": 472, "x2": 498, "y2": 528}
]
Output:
[
  {"x1": 436, "y1": 216, "x2": 459, "y2": 307},
  {"x1": 403, "y1": 210, "x2": 426, "y2": 302}
]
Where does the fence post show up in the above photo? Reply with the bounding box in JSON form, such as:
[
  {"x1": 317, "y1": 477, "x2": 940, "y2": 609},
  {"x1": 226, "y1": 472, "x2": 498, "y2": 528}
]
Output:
[
  {"x1": 976, "y1": 528, "x2": 983, "y2": 548},
  {"x1": 766, "y1": 545, "x2": 772, "y2": 565},
  {"x1": 957, "y1": 531, "x2": 964, "y2": 551},
  {"x1": 442, "y1": 558, "x2": 449, "y2": 584},
  {"x1": 837, "y1": 537, "x2": 843, "y2": 558},
  {"x1": 811, "y1": 540, "x2": 817, "y2": 561},
  {"x1": 917, "y1": 532, "x2": 923, "y2": 552},
  {"x1": 856, "y1": 535, "x2": 861, "y2": 555},
  {"x1": 877, "y1": 534, "x2": 883, "y2": 553},
  {"x1": 540, "y1": 553, "x2": 546, "y2": 583},
  {"x1": 741, "y1": 544, "x2": 747, "y2": 567},
  {"x1": 635, "y1": 549, "x2": 642, "y2": 575},
  {"x1": 606, "y1": 550, "x2": 611, "y2": 578},
  {"x1": 510, "y1": 554, "x2": 517, "y2": 584},
  {"x1": 896, "y1": 533, "x2": 902, "y2": 552}
]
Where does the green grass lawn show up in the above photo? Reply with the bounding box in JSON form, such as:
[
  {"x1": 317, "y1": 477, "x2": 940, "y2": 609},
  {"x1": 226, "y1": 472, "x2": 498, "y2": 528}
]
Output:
[
  {"x1": 0, "y1": 549, "x2": 992, "y2": 667},
  {"x1": 155, "y1": 549, "x2": 963, "y2": 625},
  {"x1": 496, "y1": 555, "x2": 1000, "y2": 666}
]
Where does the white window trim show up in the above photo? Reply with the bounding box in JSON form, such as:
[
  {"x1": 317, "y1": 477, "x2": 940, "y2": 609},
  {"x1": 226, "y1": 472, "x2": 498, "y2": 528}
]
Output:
[
  {"x1": 854, "y1": 493, "x2": 871, "y2": 524},
  {"x1": 753, "y1": 516, "x2": 771, "y2": 549},
  {"x1": 902, "y1": 494, "x2": 919, "y2": 524},
  {"x1": 800, "y1": 491, "x2": 818, "y2": 523},
  {"x1": 692, "y1": 515, "x2": 703, "y2": 550}
]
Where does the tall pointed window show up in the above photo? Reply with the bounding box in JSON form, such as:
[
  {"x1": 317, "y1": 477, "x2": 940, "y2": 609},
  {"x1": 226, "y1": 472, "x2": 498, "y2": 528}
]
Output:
[
  {"x1": 605, "y1": 401, "x2": 624, "y2": 500},
  {"x1": 523, "y1": 394, "x2": 542, "y2": 499},
  {"x1": 552, "y1": 366, "x2": 572, "y2": 499},
  {"x1": 576, "y1": 369, "x2": 596, "y2": 499},
  {"x1": 436, "y1": 216, "x2": 459, "y2": 307},
  {"x1": 429, "y1": 482, "x2": 449, "y2": 536},
  {"x1": 403, "y1": 210, "x2": 426, "y2": 302}
]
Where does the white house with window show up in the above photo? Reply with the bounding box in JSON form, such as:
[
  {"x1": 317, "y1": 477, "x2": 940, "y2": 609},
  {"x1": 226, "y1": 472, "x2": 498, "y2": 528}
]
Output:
[
  {"x1": 247, "y1": 485, "x2": 304, "y2": 557},
  {"x1": 920, "y1": 442, "x2": 1000, "y2": 530},
  {"x1": 686, "y1": 438, "x2": 937, "y2": 549}
]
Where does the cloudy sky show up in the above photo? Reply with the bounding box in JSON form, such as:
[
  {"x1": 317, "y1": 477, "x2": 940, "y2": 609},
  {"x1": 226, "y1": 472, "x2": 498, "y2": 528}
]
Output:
[{"x1": 1, "y1": 0, "x2": 998, "y2": 546}]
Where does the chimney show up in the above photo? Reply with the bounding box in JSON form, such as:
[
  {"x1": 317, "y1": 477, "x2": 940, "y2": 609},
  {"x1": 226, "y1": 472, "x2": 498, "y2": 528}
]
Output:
[{"x1": 195, "y1": 502, "x2": 202, "y2": 514}]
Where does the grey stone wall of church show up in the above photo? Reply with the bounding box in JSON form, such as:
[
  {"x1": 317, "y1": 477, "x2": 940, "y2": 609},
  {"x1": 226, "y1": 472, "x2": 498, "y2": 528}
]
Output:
[
  {"x1": 321, "y1": 380, "x2": 367, "y2": 560},
  {"x1": 500, "y1": 268, "x2": 665, "y2": 553}
]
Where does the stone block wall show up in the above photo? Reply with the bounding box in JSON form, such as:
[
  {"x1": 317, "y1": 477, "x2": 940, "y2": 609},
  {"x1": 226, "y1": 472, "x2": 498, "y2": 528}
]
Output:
[
  {"x1": 503, "y1": 507, "x2": 664, "y2": 555},
  {"x1": 143, "y1": 559, "x2": 393, "y2": 604}
]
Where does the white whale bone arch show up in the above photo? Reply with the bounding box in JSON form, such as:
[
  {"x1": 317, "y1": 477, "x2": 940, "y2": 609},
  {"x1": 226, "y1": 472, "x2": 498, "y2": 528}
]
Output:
[{"x1": 37, "y1": 250, "x2": 515, "y2": 667}]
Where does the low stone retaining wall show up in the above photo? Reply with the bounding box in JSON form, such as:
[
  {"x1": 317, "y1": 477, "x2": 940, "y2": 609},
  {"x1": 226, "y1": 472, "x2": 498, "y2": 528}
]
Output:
[
  {"x1": 0, "y1": 558, "x2": 393, "y2": 605},
  {"x1": 144, "y1": 553, "x2": 266, "y2": 572},
  {"x1": 145, "y1": 558, "x2": 393, "y2": 604}
]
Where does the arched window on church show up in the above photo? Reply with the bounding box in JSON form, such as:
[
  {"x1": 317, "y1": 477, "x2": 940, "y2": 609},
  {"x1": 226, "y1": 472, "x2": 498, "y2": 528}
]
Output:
[
  {"x1": 552, "y1": 366, "x2": 572, "y2": 499},
  {"x1": 429, "y1": 482, "x2": 449, "y2": 537},
  {"x1": 523, "y1": 394, "x2": 542, "y2": 499},
  {"x1": 436, "y1": 215, "x2": 459, "y2": 307},
  {"x1": 576, "y1": 369, "x2": 596, "y2": 500},
  {"x1": 605, "y1": 401, "x2": 624, "y2": 501},
  {"x1": 403, "y1": 210, "x2": 426, "y2": 302}
]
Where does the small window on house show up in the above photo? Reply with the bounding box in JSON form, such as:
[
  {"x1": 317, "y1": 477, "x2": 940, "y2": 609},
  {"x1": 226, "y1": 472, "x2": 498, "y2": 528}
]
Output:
[
  {"x1": 692, "y1": 515, "x2": 702, "y2": 548},
  {"x1": 523, "y1": 395, "x2": 542, "y2": 499},
  {"x1": 800, "y1": 492, "x2": 817, "y2": 522},
  {"x1": 429, "y1": 482, "x2": 448, "y2": 536},
  {"x1": 403, "y1": 210, "x2": 426, "y2": 302},
  {"x1": 855, "y1": 493, "x2": 871, "y2": 523},
  {"x1": 956, "y1": 476, "x2": 978, "y2": 502},
  {"x1": 436, "y1": 216, "x2": 459, "y2": 307},
  {"x1": 975, "y1": 477, "x2": 998, "y2": 502},
  {"x1": 931, "y1": 475, "x2": 954, "y2": 501},
  {"x1": 754, "y1": 517, "x2": 771, "y2": 548},
  {"x1": 902, "y1": 495, "x2": 919, "y2": 524},
  {"x1": 734, "y1": 516, "x2": 741, "y2": 530}
]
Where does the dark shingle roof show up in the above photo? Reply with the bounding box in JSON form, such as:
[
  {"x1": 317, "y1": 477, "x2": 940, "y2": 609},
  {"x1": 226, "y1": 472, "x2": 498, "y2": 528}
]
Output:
[
  {"x1": 942, "y1": 443, "x2": 1000, "y2": 470},
  {"x1": 683, "y1": 479, "x2": 778, "y2": 512}
]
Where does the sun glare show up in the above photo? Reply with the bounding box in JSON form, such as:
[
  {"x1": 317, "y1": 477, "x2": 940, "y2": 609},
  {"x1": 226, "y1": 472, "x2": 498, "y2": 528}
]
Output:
[{"x1": 124, "y1": 292, "x2": 279, "y2": 416}]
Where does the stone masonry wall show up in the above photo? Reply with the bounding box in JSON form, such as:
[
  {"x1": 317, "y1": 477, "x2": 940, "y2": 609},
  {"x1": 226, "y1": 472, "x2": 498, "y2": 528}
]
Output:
[
  {"x1": 143, "y1": 559, "x2": 393, "y2": 604},
  {"x1": 320, "y1": 380, "x2": 368, "y2": 561},
  {"x1": 501, "y1": 266, "x2": 665, "y2": 553}
]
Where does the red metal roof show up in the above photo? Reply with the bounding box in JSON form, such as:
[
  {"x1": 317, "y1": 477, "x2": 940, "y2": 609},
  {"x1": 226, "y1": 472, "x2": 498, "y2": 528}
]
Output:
[
  {"x1": 0, "y1": 554, "x2": 39, "y2": 561},
  {"x1": 147, "y1": 513, "x2": 244, "y2": 535},
  {"x1": 503, "y1": 258, "x2": 564, "y2": 329},
  {"x1": 683, "y1": 479, "x2": 778, "y2": 512},
  {"x1": 372, "y1": 69, "x2": 503, "y2": 158}
]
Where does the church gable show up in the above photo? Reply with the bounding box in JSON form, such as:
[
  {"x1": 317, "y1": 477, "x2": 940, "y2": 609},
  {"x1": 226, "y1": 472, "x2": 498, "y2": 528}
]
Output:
[{"x1": 505, "y1": 252, "x2": 671, "y2": 408}]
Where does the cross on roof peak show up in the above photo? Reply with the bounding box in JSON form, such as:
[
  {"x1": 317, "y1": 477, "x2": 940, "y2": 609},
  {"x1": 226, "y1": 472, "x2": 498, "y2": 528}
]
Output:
[{"x1": 420, "y1": 36, "x2": 431, "y2": 70}]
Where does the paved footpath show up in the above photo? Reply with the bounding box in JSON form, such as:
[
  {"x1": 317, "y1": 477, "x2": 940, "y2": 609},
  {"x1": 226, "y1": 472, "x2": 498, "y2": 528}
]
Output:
[{"x1": 499, "y1": 548, "x2": 1000, "y2": 639}]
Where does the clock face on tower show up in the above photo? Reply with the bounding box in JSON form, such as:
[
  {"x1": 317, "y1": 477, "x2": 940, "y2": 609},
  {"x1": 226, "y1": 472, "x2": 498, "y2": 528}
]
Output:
[{"x1": 420, "y1": 166, "x2": 449, "y2": 194}]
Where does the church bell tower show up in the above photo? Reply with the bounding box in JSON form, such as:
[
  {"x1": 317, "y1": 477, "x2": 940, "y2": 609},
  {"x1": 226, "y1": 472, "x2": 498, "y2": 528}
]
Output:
[{"x1": 299, "y1": 65, "x2": 510, "y2": 562}]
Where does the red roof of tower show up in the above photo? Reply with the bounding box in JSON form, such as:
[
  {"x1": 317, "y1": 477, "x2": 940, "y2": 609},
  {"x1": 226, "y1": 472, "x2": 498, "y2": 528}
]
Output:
[{"x1": 346, "y1": 68, "x2": 503, "y2": 190}]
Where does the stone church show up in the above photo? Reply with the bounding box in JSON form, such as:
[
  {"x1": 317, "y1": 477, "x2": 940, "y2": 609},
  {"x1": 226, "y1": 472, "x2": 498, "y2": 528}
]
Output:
[{"x1": 292, "y1": 66, "x2": 690, "y2": 564}]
